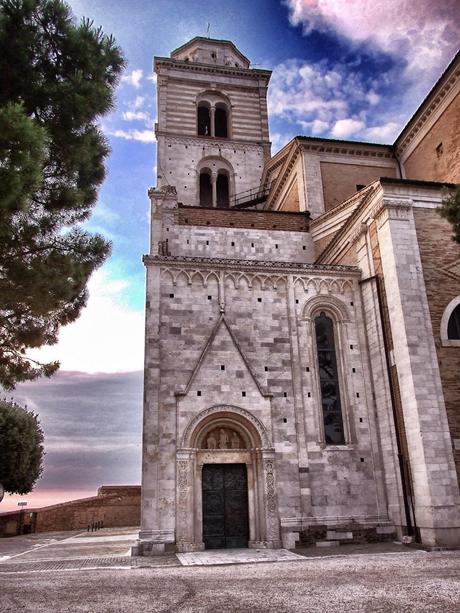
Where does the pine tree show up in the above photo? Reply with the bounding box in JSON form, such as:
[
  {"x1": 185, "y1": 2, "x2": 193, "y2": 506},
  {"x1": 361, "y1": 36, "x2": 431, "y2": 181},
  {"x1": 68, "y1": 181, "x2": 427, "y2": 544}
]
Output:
[
  {"x1": 0, "y1": 399, "x2": 44, "y2": 494},
  {"x1": 0, "y1": 0, "x2": 125, "y2": 389}
]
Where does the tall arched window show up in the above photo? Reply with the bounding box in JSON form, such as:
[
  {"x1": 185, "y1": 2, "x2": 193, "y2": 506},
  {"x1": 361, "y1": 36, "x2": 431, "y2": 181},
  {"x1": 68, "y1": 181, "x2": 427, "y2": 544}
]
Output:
[
  {"x1": 197, "y1": 103, "x2": 211, "y2": 136},
  {"x1": 314, "y1": 311, "x2": 345, "y2": 445},
  {"x1": 216, "y1": 172, "x2": 229, "y2": 208},
  {"x1": 215, "y1": 103, "x2": 228, "y2": 138},
  {"x1": 448, "y1": 304, "x2": 460, "y2": 339},
  {"x1": 199, "y1": 170, "x2": 212, "y2": 207}
]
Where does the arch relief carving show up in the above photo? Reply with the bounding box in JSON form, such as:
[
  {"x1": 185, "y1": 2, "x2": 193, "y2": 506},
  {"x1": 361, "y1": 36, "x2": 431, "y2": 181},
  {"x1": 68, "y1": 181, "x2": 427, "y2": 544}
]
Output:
[
  {"x1": 203, "y1": 426, "x2": 245, "y2": 450},
  {"x1": 302, "y1": 293, "x2": 351, "y2": 322},
  {"x1": 181, "y1": 404, "x2": 271, "y2": 450},
  {"x1": 161, "y1": 267, "x2": 354, "y2": 295}
]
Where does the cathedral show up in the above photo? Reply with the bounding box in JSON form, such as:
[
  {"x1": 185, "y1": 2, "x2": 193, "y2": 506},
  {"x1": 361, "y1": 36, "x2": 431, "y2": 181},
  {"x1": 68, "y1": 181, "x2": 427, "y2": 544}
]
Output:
[{"x1": 136, "y1": 37, "x2": 460, "y2": 555}]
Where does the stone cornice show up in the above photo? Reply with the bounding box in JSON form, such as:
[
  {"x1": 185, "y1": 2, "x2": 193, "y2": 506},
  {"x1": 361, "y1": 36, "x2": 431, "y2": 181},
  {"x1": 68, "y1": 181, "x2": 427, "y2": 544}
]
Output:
[
  {"x1": 154, "y1": 57, "x2": 271, "y2": 82},
  {"x1": 298, "y1": 138, "x2": 394, "y2": 159},
  {"x1": 266, "y1": 142, "x2": 301, "y2": 209},
  {"x1": 143, "y1": 254, "x2": 360, "y2": 276},
  {"x1": 316, "y1": 186, "x2": 380, "y2": 263},
  {"x1": 311, "y1": 183, "x2": 377, "y2": 229},
  {"x1": 157, "y1": 132, "x2": 267, "y2": 151},
  {"x1": 370, "y1": 198, "x2": 413, "y2": 225},
  {"x1": 394, "y1": 54, "x2": 460, "y2": 157}
]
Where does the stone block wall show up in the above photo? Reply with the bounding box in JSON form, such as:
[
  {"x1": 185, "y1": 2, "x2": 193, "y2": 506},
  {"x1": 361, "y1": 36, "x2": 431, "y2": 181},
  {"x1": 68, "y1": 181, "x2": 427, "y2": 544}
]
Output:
[
  {"x1": 142, "y1": 191, "x2": 392, "y2": 549},
  {"x1": 413, "y1": 207, "x2": 460, "y2": 482}
]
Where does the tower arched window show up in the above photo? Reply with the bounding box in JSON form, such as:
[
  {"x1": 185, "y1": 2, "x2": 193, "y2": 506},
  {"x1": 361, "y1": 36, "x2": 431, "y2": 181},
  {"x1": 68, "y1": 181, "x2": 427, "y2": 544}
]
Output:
[
  {"x1": 215, "y1": 103, "x2": 228, "y2": 138},
  {"x1": 216, "y1": 171, "x2": 229, "y2": 208},
  {"x1": 197, "y1": 102, "x2": 211, "y2": 136},
  {"x1": 447, "y1": 304, "x2": 460, "y2": 340},
  {"x1": 314, "y1": 311, "x2": 345, "y2": 445},
  {"x1": 199, "y1": 170, "x2": 212, "y2": 207}
]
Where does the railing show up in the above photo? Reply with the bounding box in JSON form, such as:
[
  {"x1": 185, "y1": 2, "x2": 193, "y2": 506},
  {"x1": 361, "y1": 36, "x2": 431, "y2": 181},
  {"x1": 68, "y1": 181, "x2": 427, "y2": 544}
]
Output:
[{"x1": 230, "y1": 182, "x2": 271, "y2": 209}]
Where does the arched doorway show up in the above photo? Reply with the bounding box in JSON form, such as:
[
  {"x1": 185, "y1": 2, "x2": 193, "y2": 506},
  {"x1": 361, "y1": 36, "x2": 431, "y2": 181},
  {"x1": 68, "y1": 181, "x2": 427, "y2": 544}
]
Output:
[{"x1": 175, "y1": 405, "x2": 281, "y2": 552}]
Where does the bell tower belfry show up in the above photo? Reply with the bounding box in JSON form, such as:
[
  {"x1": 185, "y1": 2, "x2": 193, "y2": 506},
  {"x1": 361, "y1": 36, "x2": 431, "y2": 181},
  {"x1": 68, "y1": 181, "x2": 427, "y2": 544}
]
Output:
[{"x1": 154, "y1": 37, "x2": 271, "y2": 207}]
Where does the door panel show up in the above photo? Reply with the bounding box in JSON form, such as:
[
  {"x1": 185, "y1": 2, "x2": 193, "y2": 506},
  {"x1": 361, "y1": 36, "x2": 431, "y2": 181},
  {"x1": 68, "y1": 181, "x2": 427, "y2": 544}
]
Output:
[{"x1": 202, "y1": 464, "x2": 249, "y2": 549}]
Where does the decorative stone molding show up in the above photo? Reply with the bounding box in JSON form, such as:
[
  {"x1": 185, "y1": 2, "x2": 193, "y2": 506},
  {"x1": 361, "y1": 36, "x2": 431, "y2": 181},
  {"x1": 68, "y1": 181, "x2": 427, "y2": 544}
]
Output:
[
  {"x1": 148, "y1": 185, "x2": 178, "y2": 212},
  {"x1": 155, "y1": 57, "x2": 271, "y2": 81},
  {"x1": 180, "y1": 404, "x2": 272, "y2": 450},
  {"x1": 371, "y1": 198, "x2": 413, "y2": 226},
  {"x1": 302, "y1": 294, "x2": 351, "y2": 323},
  {"x1": 350, "y1": 222, "x2": 369, "y2": 246},
  {"x1": 441, "y1": 259, "x2": 460, "y2": 283},
  {"x1": 160, "y1": 133, "x2": 265, "y2": 152},
  {"x1": 299, "y1": 139, "x2": 394, "y2": 159},
  {"x1": 174, "y1": 315, "x2": 272, "y2": 399},
  {"x1": 160, "y1": 267, "x2": 356, "y2": 294},
  {"x1": 440, "y1": 295, "x2": 460, "y2": 347},
  {"x1": 144, "y1": 254, "x2": 360, "y2": 276}
]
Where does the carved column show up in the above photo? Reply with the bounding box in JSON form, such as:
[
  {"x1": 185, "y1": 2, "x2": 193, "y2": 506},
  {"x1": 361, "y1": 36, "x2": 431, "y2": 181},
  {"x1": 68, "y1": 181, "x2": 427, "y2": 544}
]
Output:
[
  {"x1": 210, "y1": 106, "x2": 216, "y2": 138},
  {"x1": 261, "y1": 451, "x2": 282, "y2": 548},
  {"x1": 211, "y1": 172, "x2": 217, "y2": 208},
  {"x1": 176, "y1": 450, "x2": 201, "y2": 552}
]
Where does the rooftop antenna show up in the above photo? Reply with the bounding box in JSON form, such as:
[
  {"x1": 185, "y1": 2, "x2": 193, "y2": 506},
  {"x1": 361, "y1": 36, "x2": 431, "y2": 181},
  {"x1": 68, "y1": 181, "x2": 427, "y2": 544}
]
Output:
[{"x1": 206, "y1": 22, "x2": 211, "y2": 38}]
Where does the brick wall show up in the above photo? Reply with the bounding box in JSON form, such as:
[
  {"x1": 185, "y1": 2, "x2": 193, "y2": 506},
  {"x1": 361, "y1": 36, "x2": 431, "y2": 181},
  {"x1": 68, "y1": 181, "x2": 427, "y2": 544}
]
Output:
[
  {"x1": 178, "y1": 205, "x2": 309, "y2": 232},
  {"x1": 0, "y1": 486, "x2": 141, "y2": 537},
  {"x1": 404, "y1": 96, "x2": 460, "y2": 183},
  {"x1": 320, "y1": 162, "x2": 397, "y2": 212},
  {"x1": 414, "y1": 208, "x2": 460, "y2": 482}
]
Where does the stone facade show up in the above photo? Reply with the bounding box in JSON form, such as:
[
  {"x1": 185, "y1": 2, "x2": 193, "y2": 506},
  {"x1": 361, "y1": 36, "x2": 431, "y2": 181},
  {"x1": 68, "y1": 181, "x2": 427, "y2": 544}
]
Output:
[{"x1": 138, "y1": 39, "x2": 460, "y2": 555}]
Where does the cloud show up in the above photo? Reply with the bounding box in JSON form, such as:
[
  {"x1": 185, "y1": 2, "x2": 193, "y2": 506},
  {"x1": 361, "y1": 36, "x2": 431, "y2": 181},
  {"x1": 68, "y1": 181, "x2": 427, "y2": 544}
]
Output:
[
  {"x1": 299, "y1": 118, "x2": 329, "y2": 135},
  {"x1": 91, "y1": 202, "x2": 120, "y2": 225},
  {"x1": 269, "y1": 57, "x2": 397, "y2": 141},
  {"x1": 121, "y1": 68, "x2": 144, "y2": 88},
  {"x1": 122, "y1": 111, "x2": 151, "y2": 122},
  {"x1": 331, "y1": 118, "x2": 365, "y2": 138},
  {"x1": 1, "y1": 370, "x2": 143, "y2": 508},
  {"x1": 363, "y1": 121, "x2": 400, "y2": 142},
  {"x1": 109, "y1": 128, "x2": 156, "y2": 143},
  {"x1": 27, "y1": 267, "x2": 145, "y2": 373},
  {"x1": 271, "y1": 131, "x2": 292, "y2": 152},
  {"x1": 285, "y1": 1, "x2": 459, "y2": 84}
]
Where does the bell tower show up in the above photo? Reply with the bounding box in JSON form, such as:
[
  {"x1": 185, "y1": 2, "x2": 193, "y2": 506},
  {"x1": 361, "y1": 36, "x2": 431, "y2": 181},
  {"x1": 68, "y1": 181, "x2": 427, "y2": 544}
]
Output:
[{"x1": 154, "y1": 37, "x2": 271, "y2": 207}]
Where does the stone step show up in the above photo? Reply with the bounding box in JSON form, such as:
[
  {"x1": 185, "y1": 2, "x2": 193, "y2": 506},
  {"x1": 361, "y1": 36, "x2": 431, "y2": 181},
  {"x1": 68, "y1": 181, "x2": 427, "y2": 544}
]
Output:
[
  {"x1": 316, "y1": 540, "x2": 340, "y2": 548},
  {"x1": 326, "y1": 531, "x2": 353, "y2": 540},
  {"x1": 376, "y1": 525, "x2": 396, "y2": 535}
]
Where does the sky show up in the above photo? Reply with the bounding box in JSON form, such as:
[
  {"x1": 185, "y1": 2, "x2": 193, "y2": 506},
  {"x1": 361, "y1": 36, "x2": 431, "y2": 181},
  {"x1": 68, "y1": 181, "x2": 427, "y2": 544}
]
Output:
[{"x1": 2, "y1": 0, "x2": 459, "y2": 511}]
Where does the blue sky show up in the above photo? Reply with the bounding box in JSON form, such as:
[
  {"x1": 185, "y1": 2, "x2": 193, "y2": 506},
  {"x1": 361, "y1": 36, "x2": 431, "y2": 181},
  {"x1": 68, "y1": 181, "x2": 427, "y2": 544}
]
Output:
[
  {"x1": 27, "y1": 0, "x2": 460, "y2": 375},
  {"x1": 3, "y1": 0, "x2": 459, "y2": 509}
]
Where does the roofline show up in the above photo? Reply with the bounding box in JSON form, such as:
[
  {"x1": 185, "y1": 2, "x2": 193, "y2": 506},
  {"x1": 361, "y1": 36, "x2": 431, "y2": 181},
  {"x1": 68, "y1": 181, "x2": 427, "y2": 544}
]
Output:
[
  {"x1": 295, "y1": 135, "x2": 393, "y2": 148},
  {"x1": 171, "y1": 36, "x2": 251, "y2": 65},
  {"x1": 379, "y1": 176, "x2": 457, "y2": 189},
  {"x1": 154, "y1": 56, "x2": 271, "y2": 78},
  {"x1": 394, "y1": 49, "x2": 460, "y2": 147}
]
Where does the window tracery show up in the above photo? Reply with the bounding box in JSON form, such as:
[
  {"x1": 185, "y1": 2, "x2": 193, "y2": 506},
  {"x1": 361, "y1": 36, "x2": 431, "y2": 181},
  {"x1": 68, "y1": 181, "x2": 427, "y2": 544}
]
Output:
[{"x1": 314, "y1": 311, "x2": 346, "y2": 445}]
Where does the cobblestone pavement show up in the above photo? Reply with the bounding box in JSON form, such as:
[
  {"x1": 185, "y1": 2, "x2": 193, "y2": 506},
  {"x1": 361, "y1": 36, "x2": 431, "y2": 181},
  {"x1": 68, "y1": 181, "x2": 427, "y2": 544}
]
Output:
[{"x1": 1, "y1": 550, "x2": 459, "y2": 612}]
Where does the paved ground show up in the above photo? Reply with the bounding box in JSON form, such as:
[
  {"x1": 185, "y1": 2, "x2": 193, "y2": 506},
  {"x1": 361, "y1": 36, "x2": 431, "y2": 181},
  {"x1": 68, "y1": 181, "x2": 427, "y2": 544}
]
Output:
[
  {"x1": 1, "y1": 550, "x2": 459, "y2": 612},
  {"x1": 1, "y1": 529, "x2": 459, "y2": 611},
  {"x1": 0, "y1": 527, "x2": 139, "y2": 561},
  {"x1": 177, "y1": 547, "x2": 304, "y2": 565}
]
